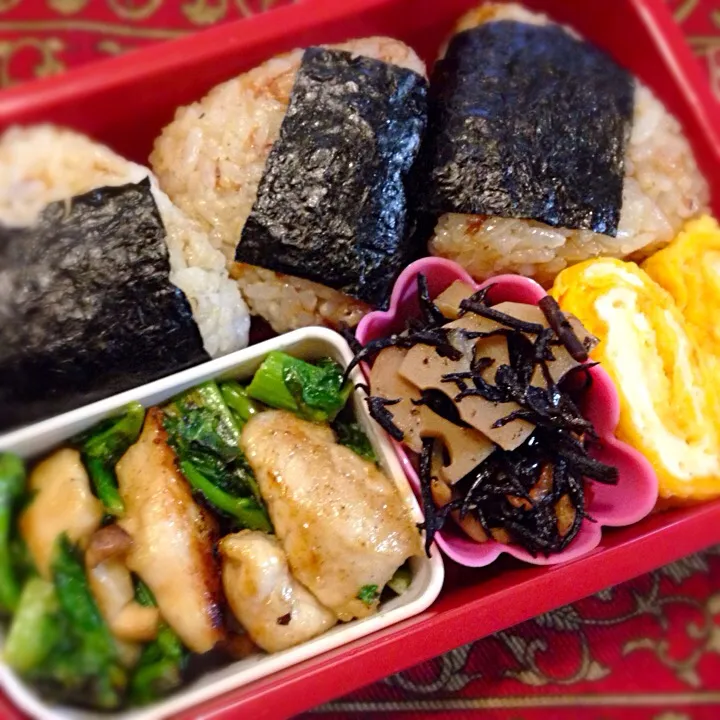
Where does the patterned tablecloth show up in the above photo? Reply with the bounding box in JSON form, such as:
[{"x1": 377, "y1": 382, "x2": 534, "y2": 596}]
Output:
[{"x1": 1, "y1": 1, "x2": 719, "y2": 719}]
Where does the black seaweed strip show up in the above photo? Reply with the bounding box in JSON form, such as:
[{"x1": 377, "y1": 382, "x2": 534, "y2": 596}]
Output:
[
  {"x1": 418, "y1": 436, "x2": 446, "y2": 556},
  {"x1": 0, "y1": 180, "x2": 208, "y2": 432},
  {"x1": 418, "y1": 21, "x2": 633, "y2": 235},
  {"x1": 534, "y1": 328, "x2": 557, "y2": 363},
  {"x1": 539, "y1": 295, "x2": 588, "y2": 362},
  {"x1": 491, "y1": 409, "x2": 536, "y2": 429},
  {"x1": 459, "y1": 298, "x2": 546, "y2": 334},
  {"x1": 354, "y1": 383, "x2": 371, "y2": 396},
  {"x1": 455, "y1": 383, "x2": 505, "y2": 404},
  {"x1": 411, "y1": 328, "x2": 463, "y2": 360},
  {"x1": 507, "y1": 330, "x2": 536, "y2": 387},
  {"x1": 461, "y1": 328, "x2": 514, "y2": 342},
  {"x1": 457, "y1": 285, "x2": 495, "y2": 315},
  {"x1": 417, "y1": 274, "x2": 448, "y2": 326},
  {"x1": 342, "y1": 335, "x2": 405, "y2": 381},
  {"x1": 339, "y1": 326, "x2": 363, "y2": 355},
  {"x1": 365, "y1": 396, "x2": 404, "y2": 441},
  {"x1": 236, "y1": 47, "x2": 428, "y2": 308},
  {"x1": 342, "y1": 327, "x2": 462, "y2": 382},
  {"x1": 410, "y1": 389, "x2": 467, "y2": 427}
]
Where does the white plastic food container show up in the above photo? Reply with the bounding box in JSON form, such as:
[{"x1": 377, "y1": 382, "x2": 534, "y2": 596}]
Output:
[{"x1": 0, "y1": 327, "x2": 445, "y2": 720}]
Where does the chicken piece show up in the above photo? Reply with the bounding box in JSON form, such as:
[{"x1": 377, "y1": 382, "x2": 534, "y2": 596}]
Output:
[
  {"x1": 85, "y1": 525, "x2": 160, "y2": 643},
  {"x1": 241, "y1": 411, "x2": 421, "y2": 621},
  {"x1": 116, "y1": 408, "x2": 224, "y2": 653},
  {"x1": 20, "y1": 448, "x2": 103, "y2": 579},
  {"x1": 87, "y1": 558, "x2": 160, "y2": 643},
  {"x1": 220, "y1": 530, "x2": 336, "y2": 653}
]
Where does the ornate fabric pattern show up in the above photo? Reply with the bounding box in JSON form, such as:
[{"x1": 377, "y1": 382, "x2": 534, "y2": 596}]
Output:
[
  {"x1": 0, "y1": 0, "x2": 294, "y2": 86},
  {"x1": 668, "y1": 0, "x2": 720, "y2": 99},
  {"x1": 0, "y1": 0, "x2": 716, "y2": 97},
  {"x1": 306, "y1": 547, "x2": 720, "y2": 718}
]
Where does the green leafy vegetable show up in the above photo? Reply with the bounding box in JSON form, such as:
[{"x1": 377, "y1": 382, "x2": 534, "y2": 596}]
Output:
[
  {"x1": 0, "y1": 453, "x2": 25, "y2": 612},
  {"x1": 75, "y1": 402, "x2": 145, "y2": 515},
  {"x1": 169, "y1": 382, "x2": 241, "y2": 458},
  {"x1": 4, "y1": 577, "x2": 58, "y2": 672},
  {"x1": 219, "y1": 381, "x2": 263, "y2": 426},
  {"x1": 129, "y1": 625, "x2": 185, "y2": 706},
  {"x1": 247, "y1": 352, "x2": 351, "y2": 422},
  {"x1": 356, "y1": 584, "x2": 380, "y2": 606},
  {"x1": 129, "y1": 578, "x2": 186, "y2": 706},
  {"x1": 45, "y1": 535, "x2": 127, "y2": 708},
  {"x1": 6, "y1": 536, "x2": 127, "y2": 709},
  {"x1": 164, "y1": 382, "x2": 271, "y2": 532},
  {"x1": 9, "y1": 534, "x2": 35, "y2": 588},
  {"x1": 333, "y1": 420, "x2": 377, "y2": 463},
  {"x1": 179, "y1": 460, "x2": 270, "y2": 532},
  {"x1": 134, "y1": 577, "x2": 156, "y2": 607}
]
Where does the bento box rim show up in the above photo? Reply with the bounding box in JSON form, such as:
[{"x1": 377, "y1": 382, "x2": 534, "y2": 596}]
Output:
[
  {"x1": 0, "y1": 0, "x2": 716, "y2": 716},
  {"x1": 0, "y1": 326, "x2": 445, "y2": 720}
]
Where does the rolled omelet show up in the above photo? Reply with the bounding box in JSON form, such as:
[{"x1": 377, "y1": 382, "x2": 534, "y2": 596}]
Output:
[
  {"x1": 643, "y1": 215, "x2": 720, "y2": 365},
  {"x1": 551, "y1": 257, "x2": 720, "y2": 502}
]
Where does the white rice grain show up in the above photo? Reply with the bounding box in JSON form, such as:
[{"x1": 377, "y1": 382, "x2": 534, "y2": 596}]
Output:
[
  {"x1": 428, "y1": 3, "x2": 710, "y2": 287},
  {"x1": 151, "y1": 37, "x2": 426, "y2": 333}
]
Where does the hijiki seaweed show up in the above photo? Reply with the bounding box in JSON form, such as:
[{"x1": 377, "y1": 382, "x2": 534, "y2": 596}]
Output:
[{"x1": 351, "y1": 275, "x2": 619, "y2": 557}]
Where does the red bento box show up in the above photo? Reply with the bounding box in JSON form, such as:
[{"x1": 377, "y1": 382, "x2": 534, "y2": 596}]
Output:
[{"x1": 1, "y1": 0, "x2": 719, "y2": 718}]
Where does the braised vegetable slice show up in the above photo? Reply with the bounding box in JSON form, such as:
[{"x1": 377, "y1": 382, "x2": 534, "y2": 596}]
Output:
[
  {"x1": 247, "y1": 353, "x2": 351, "y2": 422},
  {"x1": 0, "y1": 453, "x2": 25, "y2": 612},
  {"x1": 75, "y1": 402, "x2": 145, "y2": 515}
]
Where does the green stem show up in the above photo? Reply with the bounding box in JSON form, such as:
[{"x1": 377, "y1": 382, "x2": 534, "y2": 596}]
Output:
[
  {"x1": 0, "y1": 453, "x2": 26, "y2": 612},
  {"x1": 219, "y1": 381, "x2": 262, "y2": 424},
  {"x1": 0, "y1": 511, "x2": 19, "y2": 612},
  {"x1": 82, "y1": 402, "x2": 145, "y2": 460},
  {"x1": 180, "y1": 461, "x2": 271, "y2": 532},
  {"x1": 85, "y1": 457, "x2": 125, "y2": 517},
  {"x1": 387, "y1": 564, "x2": 412, "y2": 596},
  {"x1": 4, "y1": 577, "x2": 58, "y2": 672},
  {"x1": 247, "y1": 352, "x2": 299, "y2": 412}
]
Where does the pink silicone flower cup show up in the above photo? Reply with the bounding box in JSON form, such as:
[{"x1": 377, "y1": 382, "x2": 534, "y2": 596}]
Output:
[{"x1": 356, "y1": 257, "x2": 659, "y2": 567}]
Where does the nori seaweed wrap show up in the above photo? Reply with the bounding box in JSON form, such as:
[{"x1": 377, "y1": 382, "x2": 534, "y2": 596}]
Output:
[
  {"x1": 236, "y1": 46, "x2": 428, "y2": 309},
  {"x1": 0, "y1": 179, "x2": 209, "y2": 432},
  {"x1": 419, "y1": 20, "x2": 634, "y2": 236}
]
